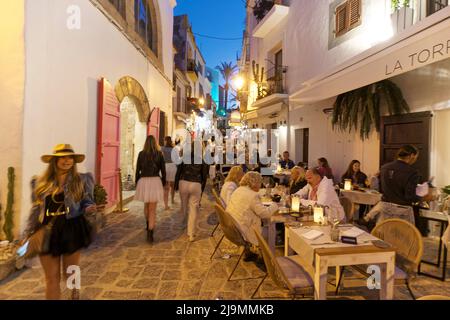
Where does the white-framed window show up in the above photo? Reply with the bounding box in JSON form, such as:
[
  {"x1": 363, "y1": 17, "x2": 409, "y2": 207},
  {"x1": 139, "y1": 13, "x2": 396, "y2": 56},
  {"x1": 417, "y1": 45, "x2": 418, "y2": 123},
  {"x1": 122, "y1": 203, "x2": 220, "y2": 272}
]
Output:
[{"x1": 335, "y1": 0, "x2": 362, "y2": 38}]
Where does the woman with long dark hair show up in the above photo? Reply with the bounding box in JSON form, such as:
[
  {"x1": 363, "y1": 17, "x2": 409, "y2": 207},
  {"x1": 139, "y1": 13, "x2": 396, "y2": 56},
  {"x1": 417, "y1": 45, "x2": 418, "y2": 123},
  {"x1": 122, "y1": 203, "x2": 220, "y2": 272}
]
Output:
[
  {"x1": 135, "y1": 135, "x2": 166, "y2": 243},
  {"x1": 161, "y1": 136, "x2": 176, "y2": 209},
  {"x1": 341, "y1": 160, "x2": 368, "y2": 187},
  {"x1": 23, "y1": 144, "x2": 96, "y2": 300}
]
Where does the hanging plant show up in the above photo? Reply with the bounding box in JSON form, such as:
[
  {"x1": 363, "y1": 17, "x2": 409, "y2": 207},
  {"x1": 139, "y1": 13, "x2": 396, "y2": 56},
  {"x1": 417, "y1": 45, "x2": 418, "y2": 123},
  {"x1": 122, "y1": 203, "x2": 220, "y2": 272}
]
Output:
[{"x1": 332, "y1": 80, "x2": 410, "y2": 140}]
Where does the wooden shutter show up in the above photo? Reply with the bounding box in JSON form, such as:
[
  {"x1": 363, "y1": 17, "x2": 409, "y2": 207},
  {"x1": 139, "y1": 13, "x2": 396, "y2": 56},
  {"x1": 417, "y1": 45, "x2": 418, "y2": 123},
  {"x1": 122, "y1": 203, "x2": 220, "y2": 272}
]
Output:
[
  {"x1": 348, "y1": 0, "x2": 362, "y2": 30},
  {"x1": 335, "y1": 3, "x2": 348, "y2": 37}
]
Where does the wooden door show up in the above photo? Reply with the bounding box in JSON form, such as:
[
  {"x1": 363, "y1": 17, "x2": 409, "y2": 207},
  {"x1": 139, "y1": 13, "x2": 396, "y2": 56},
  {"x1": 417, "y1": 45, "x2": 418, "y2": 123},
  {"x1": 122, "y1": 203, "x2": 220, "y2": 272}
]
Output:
[
  {"x1": 96, "y1": 78, "x2": 120, "y2": 208},
  {"x1": 147, "y1": 107, "x2": 160, "y2": 142},
  {"x1": 380, "y1": 111, "x2": 432, "y2": 181}
]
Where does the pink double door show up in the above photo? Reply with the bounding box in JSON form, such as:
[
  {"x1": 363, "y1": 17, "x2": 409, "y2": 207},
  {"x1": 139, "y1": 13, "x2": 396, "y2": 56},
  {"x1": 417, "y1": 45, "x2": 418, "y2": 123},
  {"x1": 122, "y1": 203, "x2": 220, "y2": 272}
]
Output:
[{"x1": 96, "y1": 78, "x2": 160, "y2": 208}]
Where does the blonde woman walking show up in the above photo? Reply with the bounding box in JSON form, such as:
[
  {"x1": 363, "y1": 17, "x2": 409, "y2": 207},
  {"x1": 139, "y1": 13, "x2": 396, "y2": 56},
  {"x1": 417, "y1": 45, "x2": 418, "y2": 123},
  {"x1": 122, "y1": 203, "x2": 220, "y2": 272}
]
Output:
[{"x1": 23, "y1": 144, "x2": 96, "y2": 300}]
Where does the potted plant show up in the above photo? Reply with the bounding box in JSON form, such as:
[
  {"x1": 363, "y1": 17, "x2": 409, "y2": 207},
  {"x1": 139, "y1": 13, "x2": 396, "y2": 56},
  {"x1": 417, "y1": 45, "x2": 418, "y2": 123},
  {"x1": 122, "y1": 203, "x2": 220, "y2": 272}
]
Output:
[
  {"x1": 94, "y1": 184, "x2": 108, "y2": 229},
  {"x1": 332, "y1": 80, "x2": 410, "y2": 140},
  {"x1": 391, "y1": 0, "x2": 414, "y2": 34}
]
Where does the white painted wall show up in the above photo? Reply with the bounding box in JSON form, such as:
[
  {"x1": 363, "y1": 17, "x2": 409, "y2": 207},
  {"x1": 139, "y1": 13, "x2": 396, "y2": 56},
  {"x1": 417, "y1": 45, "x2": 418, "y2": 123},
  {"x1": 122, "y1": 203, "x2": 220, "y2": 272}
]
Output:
[
  {"x1": 20, "y1": 0, "x2": 174, "y2": 232},
  {"x1": 285, "y1": 0, "x2": 392, "y2": 93},
  {"x1": 289, "y1": 100, "x2": 380, "y2": 183},
  {"x1": 0, "y1": 0, "x2": 25, "y2": 239}
]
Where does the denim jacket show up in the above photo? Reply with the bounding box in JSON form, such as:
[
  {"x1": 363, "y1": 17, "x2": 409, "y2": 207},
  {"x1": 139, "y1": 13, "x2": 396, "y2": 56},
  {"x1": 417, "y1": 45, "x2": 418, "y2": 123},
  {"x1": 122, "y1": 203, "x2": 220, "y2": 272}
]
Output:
[{"x1": 23, "y1": 172, "x2": 95, "y2": 238}]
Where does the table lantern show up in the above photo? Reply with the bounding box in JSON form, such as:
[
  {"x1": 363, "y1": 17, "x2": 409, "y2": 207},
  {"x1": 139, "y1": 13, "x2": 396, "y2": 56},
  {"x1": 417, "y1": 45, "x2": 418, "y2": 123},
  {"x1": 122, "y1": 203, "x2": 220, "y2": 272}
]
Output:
[
  {"x1": 313, "y1": 206, "x2": 324, "y2": 223},
  {"x1": 291, "y1": 196, "x2": 300, "y2": 212},
  {"x1": 344, "y1": 179, "x2": 352, "y2": 191}
]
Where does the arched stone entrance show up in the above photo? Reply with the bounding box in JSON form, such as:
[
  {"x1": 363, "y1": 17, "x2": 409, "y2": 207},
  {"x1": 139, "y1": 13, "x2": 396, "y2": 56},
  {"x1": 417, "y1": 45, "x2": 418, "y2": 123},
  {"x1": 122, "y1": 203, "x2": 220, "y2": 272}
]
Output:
[
  {"x1": 115, "y1": 76, "x2": 151, "y2": 121},
  {"x1": 114, "y1": 76, "x2": 150, "y2": 190}
]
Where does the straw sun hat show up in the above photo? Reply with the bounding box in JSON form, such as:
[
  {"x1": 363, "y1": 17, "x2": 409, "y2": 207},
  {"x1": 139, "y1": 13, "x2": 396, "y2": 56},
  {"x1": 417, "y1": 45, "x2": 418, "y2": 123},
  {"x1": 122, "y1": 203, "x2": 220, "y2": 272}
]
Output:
[{"x1": 41, "y1": 144, "x2": 85, "y2": 163}]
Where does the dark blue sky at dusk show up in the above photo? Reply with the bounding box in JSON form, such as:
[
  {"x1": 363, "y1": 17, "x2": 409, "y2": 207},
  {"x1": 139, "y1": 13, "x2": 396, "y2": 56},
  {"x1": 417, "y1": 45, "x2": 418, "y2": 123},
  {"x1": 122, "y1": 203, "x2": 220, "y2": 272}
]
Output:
[{"x1": 174, "y1": 0, "x2": 246, "y2": 76}]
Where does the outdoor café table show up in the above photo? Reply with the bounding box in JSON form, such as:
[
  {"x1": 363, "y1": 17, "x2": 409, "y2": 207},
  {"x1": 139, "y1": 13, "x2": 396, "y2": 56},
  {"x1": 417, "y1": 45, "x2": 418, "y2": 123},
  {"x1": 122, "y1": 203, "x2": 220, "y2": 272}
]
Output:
[
  {"x1": 418, "y1": 209, "x2": 449, "y2": 281},
  {"x1": 284, "y1": 223, "x2": 396, "y2": 300},
  {"x1": 340, "y1": 189, "x2": 382, "y2": 206}
]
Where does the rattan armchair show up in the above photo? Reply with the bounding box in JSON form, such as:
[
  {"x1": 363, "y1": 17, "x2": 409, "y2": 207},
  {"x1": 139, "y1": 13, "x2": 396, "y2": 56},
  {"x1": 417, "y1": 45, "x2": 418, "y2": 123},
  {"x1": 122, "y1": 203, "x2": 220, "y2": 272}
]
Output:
[
  {"x1": 251, "y1": 228, "x2": 314, "y2": 299},
  {"x1": 336, "y1": 219, "x2": 423, "y2": 299}
]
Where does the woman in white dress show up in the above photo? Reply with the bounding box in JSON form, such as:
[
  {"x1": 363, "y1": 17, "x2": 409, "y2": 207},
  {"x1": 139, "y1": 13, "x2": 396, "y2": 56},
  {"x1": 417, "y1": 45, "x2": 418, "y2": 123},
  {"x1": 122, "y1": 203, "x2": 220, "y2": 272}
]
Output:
[
  {"x1": 220, "y1": 166, "x2": 244, "y2": 206},
  {"x1": 161, "y1": 136, "x2": 176, "y2": 210}
]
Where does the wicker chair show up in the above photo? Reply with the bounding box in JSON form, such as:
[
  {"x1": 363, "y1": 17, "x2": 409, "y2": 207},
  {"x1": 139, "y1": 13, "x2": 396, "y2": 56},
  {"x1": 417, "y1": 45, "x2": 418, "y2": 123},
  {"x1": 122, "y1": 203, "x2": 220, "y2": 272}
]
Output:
[
  {"x1": 336, "y1": 219, "x2": 423, "y2": 299},
  {"x1": 251, "y1": 228, "x2": 314, "y2": 299},
  {"x1": 210, "y1": 188, "x2": 225, "y2": 237},
  {"x1": 417, "y1": 295, "x2": 450, "y2": 300},
  {"x1": 210, "y1": 204, "x2": 250, "y2": 281},
  {"x1": 339, "y1": 196, "x2": 355, "y2": 223}
]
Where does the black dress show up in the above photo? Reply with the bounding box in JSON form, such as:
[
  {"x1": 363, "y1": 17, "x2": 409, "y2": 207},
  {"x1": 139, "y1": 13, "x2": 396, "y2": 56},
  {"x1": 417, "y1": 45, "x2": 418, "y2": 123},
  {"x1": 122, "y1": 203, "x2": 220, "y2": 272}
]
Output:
[{"x1": 43, "y1": 193, "x2": 92, "y2": 256}]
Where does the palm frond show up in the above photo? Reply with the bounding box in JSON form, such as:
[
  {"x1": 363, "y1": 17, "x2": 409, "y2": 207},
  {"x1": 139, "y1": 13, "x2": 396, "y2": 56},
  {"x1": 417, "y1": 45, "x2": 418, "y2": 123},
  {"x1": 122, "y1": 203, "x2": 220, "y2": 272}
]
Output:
[{"x1": 332, "y1": 80, "x2": 409, "y2": 140}]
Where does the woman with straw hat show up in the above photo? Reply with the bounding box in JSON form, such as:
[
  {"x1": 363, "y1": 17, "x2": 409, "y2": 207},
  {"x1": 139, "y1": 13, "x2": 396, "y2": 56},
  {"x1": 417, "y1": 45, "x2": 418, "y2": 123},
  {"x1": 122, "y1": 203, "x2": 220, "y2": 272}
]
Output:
[{"x1": 23, "y1": 144, "x2": 96, "y2": 300}]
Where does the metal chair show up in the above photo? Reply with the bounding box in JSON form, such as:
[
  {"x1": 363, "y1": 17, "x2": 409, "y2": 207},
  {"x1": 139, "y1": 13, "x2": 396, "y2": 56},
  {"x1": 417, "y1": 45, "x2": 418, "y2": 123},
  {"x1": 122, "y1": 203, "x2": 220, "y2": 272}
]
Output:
[
  {"x1": 210, "y1": 204, "x2": 250, "y2": 281},
  {"x1": 336, "y1": 218, "x2": 423, "y2": 299},
  {"x1": 251, "y1": 228, "x2": 314, "y2": 299}
]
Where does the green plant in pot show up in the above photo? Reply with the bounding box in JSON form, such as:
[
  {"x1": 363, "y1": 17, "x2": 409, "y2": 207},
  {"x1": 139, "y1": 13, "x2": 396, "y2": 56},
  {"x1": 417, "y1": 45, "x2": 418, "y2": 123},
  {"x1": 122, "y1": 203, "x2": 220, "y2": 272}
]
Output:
[
  {"x1": 94, "y1": 184, "x2": 108, "y2": 210},
  {"x1": 332, "y1": 80, "x2": 410, "y2": 140},
  {"x1": 442, "y1": 185, "x2": 450, "y2": 196}
]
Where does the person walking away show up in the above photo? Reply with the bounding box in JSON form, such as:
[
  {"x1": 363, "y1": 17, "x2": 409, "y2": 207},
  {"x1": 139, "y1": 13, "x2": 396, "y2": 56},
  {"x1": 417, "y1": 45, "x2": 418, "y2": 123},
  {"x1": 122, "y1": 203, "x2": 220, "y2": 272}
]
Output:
[
  {"x1": 161, "y1": 136, "x2": 176, "y2": 209},
  {"x1": 23, "y1": 144, "x2": 96, "y2": 300},
  {"x1": 135, "y1": 135, "x2": 166, "y2": 243},
  {"x1": 174, "y1": 142, "x2": 209, "y2": 242}
]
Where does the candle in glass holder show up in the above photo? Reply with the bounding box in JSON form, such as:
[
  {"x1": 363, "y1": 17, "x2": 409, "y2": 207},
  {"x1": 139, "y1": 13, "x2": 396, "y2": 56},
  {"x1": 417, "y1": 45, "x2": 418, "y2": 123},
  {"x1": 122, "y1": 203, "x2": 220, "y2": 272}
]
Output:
[
  {"x1": 277, "y1": 164, "x2": 282, "y2": 172},
  {"x1": 344, "y1": 179, "x2": 352, "y2": 191},
  {"x1": 313, "y1": 206, "x2": 324, "y2": 223},
  {"x1": 291, "y1": 196, "x2": 300, "y2": 212}
]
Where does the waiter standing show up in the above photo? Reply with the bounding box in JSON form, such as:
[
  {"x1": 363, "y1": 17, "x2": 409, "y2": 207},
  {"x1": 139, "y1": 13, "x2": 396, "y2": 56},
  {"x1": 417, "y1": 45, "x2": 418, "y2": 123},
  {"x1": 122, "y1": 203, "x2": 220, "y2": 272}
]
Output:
[{"x1": 363, "y1": 145, "x2": 433, "y2": 229}]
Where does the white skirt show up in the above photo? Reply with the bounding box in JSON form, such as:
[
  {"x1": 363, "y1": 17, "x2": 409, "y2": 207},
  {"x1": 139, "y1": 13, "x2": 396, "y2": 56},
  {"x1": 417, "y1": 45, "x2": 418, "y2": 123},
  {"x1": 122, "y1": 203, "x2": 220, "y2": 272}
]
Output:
[
  {"x1": 165, "y1": 163, "x2": 177, "y2": 182},
  {"x1": 134, "y1": 177, "x2": 164, "y2": 203}
]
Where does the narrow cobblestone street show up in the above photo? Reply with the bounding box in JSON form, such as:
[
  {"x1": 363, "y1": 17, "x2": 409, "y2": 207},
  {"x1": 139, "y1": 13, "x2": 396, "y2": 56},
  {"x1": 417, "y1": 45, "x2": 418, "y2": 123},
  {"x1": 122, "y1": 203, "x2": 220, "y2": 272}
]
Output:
[{"x1": 0, "y1": 186, "x2": 449, "y2": 300}]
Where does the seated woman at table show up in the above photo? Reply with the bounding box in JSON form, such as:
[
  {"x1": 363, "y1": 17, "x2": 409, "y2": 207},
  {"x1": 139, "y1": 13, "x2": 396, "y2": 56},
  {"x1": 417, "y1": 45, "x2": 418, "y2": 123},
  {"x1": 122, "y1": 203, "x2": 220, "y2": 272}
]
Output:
[
  {"x1": 317, "y1": 157, "x2": 334, "y2": 182},
  {"x1": 227, "y1": 172, "x2": 279, "y2": 261},
  {"x1": 294, "y1": 168, "x2": 345, "y2": 222},
  {"x1": 289, "y1": 166, "x2": 307, "y2": 194},
  {"x1": 341, "y1": 160, "x2": 368, "y2": 188},
  {"x1": 220, "y1": 166, "x2": 244, "y2": 206}
]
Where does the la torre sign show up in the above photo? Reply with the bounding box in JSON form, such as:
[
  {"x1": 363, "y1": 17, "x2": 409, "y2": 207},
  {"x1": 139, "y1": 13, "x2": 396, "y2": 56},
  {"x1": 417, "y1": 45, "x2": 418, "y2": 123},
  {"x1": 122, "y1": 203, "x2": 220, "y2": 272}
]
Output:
[{"x1": 385, "y1": 36, "x2": 450, "y2": 77}]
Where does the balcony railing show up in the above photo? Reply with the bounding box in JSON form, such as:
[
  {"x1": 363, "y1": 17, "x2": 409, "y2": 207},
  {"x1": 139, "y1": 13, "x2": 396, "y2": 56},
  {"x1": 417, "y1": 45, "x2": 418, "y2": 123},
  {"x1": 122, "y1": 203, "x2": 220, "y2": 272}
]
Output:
[
  {"x1": 253, "y1": 0, "x2": 288, "y2": 23},
  {"x1": 187, "y1": 59, "x2": 199, "y2": 77},
  {"x1": 256, "y1": 66, "x2": 288, "y2": 100}
]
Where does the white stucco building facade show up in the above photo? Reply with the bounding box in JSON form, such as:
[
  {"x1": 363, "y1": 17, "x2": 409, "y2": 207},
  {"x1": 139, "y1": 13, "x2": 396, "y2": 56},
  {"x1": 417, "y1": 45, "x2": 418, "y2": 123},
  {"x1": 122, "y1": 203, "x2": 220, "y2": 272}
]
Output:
[
  {"x1": 242, "y1": 0, "x2": 450, "y2": 186},
  {"x1": 0, "y1": 0, "x2": 177, "y2": 238}
]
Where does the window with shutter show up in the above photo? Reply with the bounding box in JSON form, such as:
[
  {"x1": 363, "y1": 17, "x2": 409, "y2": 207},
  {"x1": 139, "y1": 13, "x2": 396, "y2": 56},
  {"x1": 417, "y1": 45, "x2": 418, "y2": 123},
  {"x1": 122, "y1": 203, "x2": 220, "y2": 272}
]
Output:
[
  {"x1": 335, "y1": 0, "x2": 362, "y2": 38},
  {"x1": 348, "y1": 0, "x2": 362, "y2": 30},
  {"x1": 335, "y1": 3, "x2": 348, "y2": 37}
]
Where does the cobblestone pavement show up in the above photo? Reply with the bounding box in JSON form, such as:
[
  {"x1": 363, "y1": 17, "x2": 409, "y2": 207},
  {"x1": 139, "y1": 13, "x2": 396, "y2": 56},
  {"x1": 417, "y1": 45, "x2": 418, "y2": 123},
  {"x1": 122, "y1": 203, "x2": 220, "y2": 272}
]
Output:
[{"x1": 0, "y1": 187, "x2": 449, "y2": 300}]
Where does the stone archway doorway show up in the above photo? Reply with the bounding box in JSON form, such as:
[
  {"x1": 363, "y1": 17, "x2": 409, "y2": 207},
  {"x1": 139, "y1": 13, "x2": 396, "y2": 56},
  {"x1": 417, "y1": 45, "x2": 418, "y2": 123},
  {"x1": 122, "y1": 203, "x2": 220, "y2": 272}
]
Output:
[{"x1": 115, "y1": 76, "x2": 151, "y2": 193}]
